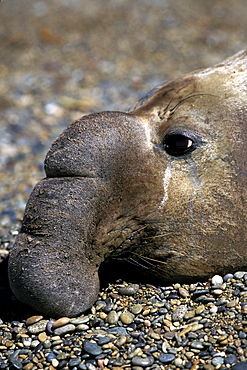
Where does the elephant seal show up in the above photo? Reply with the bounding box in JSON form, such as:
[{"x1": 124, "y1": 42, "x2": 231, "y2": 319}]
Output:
[{"x1": 8, "y1": 50, "x2": 247, "y2": 317}]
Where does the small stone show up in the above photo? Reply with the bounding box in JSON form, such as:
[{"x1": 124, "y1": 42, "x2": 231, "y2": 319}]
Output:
[
  {"x1": 115, "y1": 335, "x2": 127, "y2": 346},
  {"x1": 43, "y1": 339, "x2": 51, "y2": 349},
  {"x1": 195, "y1": 305, "x2": 205, "y2": 314},
  {"x1": 174, "y1": 357, "x2": 183, "y2": 366},
  {"x1": 216, "y1": 298, "x2": 228, "y2": 305},
  {"x1": 38, "y1": 332, "x2": 47, "y2": 342},
  {"x1": 120, "y1": 311, "x2": 135, "y2": 324},
  {"x1": 209, "y1": 306, "x2": 218, "y2": 314},
  {"x1": 76, "y1": 324, "x2": 90, "y2": 331},
  {"x1": 232, "y1": 362, "x2": 247, "y2": 370},
  {"x1": 203, "y1": 365, "x2": 214, "y2": 370},
  {"x1": 99, "y1": 312, "x2": 107, "y2": 319},
  {"x1": 164, "y1": 331, "x2": 175, "y2": 340},
  {"x1": 23, "y1": 363, "x2": 34, "y2": 370},
  {"x1": 143, "y1": 319, "x2": 151, "y2": 327},
  {"x1": 52, "y1": 317, "x2": 70, "y2": 329},
  {"x1": 83, "y1": 340, "x2": 102, "y2": 356},
  {"x1": 131, "y1": 355, "x2": 154, "y2": 367},
  {"x1": 53, "y1": 324, "x2": 75, "y2": 336},
  {"x1": 12, "y1": 326, "x2": 28, "y2": 335},
  {"x1": 47, "y1": 352, "x2": 57, "y2": 363},
  {"x1": 9, "y1": 358, "x2": 23, "y2": 369},
  {"x1": 51, "y1": 358, "x2": 59, "y2": 367},
  {"x1": 212, "y1": 289, "x2": 223, "y2": 295},
  {"x1": 97, "y1": 336, "x2": 111, "y2": 345},
  {"x1": 162, "y1": 341, "x2": 170, "y2": 353},
  {"x1": 184, "y1": 310, "x2": 196, "y2": 320},
  {"x1": 217, "y1": 335, "x2": 228, "y2": 342},
  {"x1": 159, "y1": 353, "x2": 175, "y2": 363},
  {"x1": 31, "y1": 340, "x2": 40, "y2": 348},
  {"x1": 107, "y1": 327, "x2": 128, "y2": 336},
  {"x1": 211, "y1": 275, "x2": 223, "y2": 286},
  {"x1": 28, "y1": 320, "x2": 49, "y2": 334},
  {"x1": 26, "y1": 315, "x2": 43, "y2": 326},
  {"x1": 106, "y1": 310, "x2": 118, "y2": 324},
  {"x1": 70, "y1": 317, "x2": 89, "y2": 325},
  {"x1": 46, "y1": 319, "x2": 56, "y2": 334},
  {"x1": 190, "y1": 341, "x2": 204, "y2": 350},
  {"x1": 211, "y1": 356, "x2": 224, "y2": 366},
  {"x1": 223, "y1": 273, "x2": 234, "y2": 281},
  {"x1": 172, "y1": 305, "x2": 187, "y2": 322},
  {"x1": 186, "y1": 351, "x2": 195, "y2": 359},
  {"x1": 150, "y1": 331, "x2": 161, "y2": 340},
  {"x1": 179, "y1": 325, "x2": 192, "y2": 337},
  {"x1": 69, "y1": 358, "x2": 81, "y2": 367},
  {"x1": 179, "y1": 287, "x2": 190, "y2": 298},
  {"x1": 190, "y1": 323, "x2": 204, "y2": 332},
  {"x1": 22, "y1": 337, "x2": 32, "y2": 347},
  {"x1": 234, "y1": 271, "x2": 247, "y2": 279},
  {"x1": 118, "y1": 284, "x2": 139, "y2": 295},
  {"x1": 84, "y1": 364, "x2": 96, "y2": 370},
  {"x1": 142, "y1": 309, "x2": 151, "y2": 316},
  {"x1": 225, "y1": 354, "x2": 238, "y2": 365},
  {"x1": 131, "y1": 304, "x2": 143, "y2": 315}
]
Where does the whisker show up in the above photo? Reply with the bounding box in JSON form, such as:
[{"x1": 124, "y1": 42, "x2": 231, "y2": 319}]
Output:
[
  {"x1": 159, "y1": 91, "x2": 220, "y2": 120},
  {"x1": 143, "y1": 232, "x2": 173, "y2": 239}
]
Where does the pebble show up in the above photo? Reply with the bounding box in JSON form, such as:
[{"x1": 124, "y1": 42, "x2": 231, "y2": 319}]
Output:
[
  {"x1": 53, "y1": 323, "x2": 76, "y2": 336},
  {"x1": 107, "y1": 326, "x2": 128, "y2": 335},
  {"x1": 69, "y1": 358, "x2": 81, "y2": 367},
  {"x1": 131, "y1": 355, "x2": 154, "y2": 367},
  {"x1": 232, "y1": 362, "x2": 247, "y2": 370},
  {"x1": 106, "y1": 310, "x2": 118, "y2": 324},
  {"x1": 118, "y1": 284, "x2": 139, "y2": 296},
  {"x1": 211, "y1": 356, "x2": 224, "y2": 366},
  {"x1": 190, "y1": 341, "x2": 204, "y2": 350},
  {"x1": 52, "y1": 317, "x2": 70, "y2": 329},
  {"x1": 212, "y1": 289, "x2": 223, "y2": 295},
  {"x1": 211, "y1": 275, "x2": 223, "y2": 286},
  {"x1": 159, "y1": 353, "x2": 176, "y2": 363},
  {"x1": 25, "y1": 316, "x2": 43, "y2": 326},
  {"x1": 76, "y1": 323, "x2": 90, "y2": 331},
  {"x1": 179, "y1": 287, "x2": 190, "y2": 298},
  {"x1": 224, "y1": 273, "x2": 234, "y2": 281},
  {"x1": 172, "y1": 304, "x2": 187, "y2": 322},
  {"x1": 83, "y1": 340, "x2": 102, "y2": 356},
  {"x1": 120, "y1": 311, "x2": 135, "y2": 324},
  {"x1": 23, "y1": 363, "x2": 34, "y2": 370},
  {"x1": 70, "y1": 317, "x2": 89, "y2": 325},
  {"x1": 38, "y1": 332, "x2": 47, "y2": 342},
  {"x1": 131, "y1": 304, "x2": 143, "y2": 314},
  {"x1": 225, "y1": 354, "x2": 238, "y2": 365},
  {"x1": 234, "y1": 271, "x2": 247, "y2": 279},
  {"x1": 27, "y1": 320, "x2": 49, "y2": 334},
  {"x1": 1, "y1": 272, "x2": 247, "y2": 368}
]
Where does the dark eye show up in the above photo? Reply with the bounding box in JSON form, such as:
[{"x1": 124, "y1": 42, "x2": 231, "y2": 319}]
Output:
[{"x1": 163, "y1": 131, "x2": 201, "y2": 157}]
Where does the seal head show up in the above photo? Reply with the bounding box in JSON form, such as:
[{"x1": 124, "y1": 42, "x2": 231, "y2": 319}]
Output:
[{"x1": 8, "y1": 50, "x2": 247, "y2": 317}]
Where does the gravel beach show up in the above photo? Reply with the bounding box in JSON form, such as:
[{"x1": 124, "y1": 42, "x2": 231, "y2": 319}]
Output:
[{"x1": 1, "y1": 0, "x2": 247, "y2": 368}]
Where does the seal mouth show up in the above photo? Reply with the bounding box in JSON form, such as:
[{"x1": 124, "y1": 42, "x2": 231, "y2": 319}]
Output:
[{"x1": 100, "y1": 247, "x2": 187, "y2": 285}]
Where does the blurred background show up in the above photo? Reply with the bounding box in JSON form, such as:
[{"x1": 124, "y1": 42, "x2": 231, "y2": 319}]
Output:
[{"x1": 0, "y1": 0, "x2": 246, "y2": 251}]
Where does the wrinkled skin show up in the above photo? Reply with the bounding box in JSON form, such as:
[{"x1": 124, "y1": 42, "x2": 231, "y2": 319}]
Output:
[{"x1": 8, "y1": 50, "x2": 247, "y2": 317}]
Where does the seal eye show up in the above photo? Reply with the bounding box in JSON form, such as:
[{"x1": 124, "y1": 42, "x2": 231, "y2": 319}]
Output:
[{"x1": 163, "y1": 131, "x2": 199, "y2": 157}]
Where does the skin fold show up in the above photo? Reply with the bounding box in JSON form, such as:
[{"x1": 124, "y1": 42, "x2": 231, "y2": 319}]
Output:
[{"x1": 8, "y1": 50, "x2": 247, "y2": 318}]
